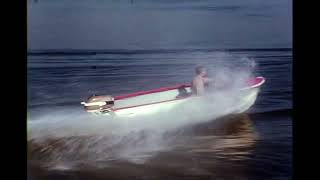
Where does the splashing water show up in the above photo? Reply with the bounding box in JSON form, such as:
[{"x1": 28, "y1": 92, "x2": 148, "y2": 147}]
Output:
[{"x1": 28, "y1": 51, "x2": 257, "y2": 169}]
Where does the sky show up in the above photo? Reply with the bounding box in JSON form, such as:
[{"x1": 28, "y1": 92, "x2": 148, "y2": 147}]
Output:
[{"x1": 27, "y1": 0, "x2": 292, "y2": 50}]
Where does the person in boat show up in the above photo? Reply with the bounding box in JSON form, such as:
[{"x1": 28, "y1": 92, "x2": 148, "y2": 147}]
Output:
[{"x1": 191, "y1": 66, "x2": 212, "y2": 95}]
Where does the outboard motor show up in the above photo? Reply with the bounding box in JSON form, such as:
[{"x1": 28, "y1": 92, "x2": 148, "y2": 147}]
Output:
[{"x1": 81, "y1": 95, "x2": 114, "y2": 114}]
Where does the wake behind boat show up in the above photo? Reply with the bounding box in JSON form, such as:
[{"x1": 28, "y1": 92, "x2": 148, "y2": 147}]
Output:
[{"x1": 81, "y1": 76, "x2": 265, "y2": 117}]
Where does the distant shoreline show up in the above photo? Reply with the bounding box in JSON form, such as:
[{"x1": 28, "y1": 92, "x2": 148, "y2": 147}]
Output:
[{"x1": 28, "y1": 47, "x2": 292, "y2": 56}]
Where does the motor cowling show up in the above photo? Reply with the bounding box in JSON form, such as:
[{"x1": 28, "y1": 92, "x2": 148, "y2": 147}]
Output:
[{"x1": 81, "y1": 95, "x2": 114, "y2": 113}]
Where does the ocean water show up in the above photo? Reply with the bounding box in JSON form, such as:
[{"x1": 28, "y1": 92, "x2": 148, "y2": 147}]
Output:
[
  {"x1": 27, "y1": 48, "x2": 292, "y2": 180},
  {"x1": 27, "y1": 0, "x2": 292, "y2": 180},
  {"x1": 28, "y1": 0, "x2": 291, "y2": 50}
]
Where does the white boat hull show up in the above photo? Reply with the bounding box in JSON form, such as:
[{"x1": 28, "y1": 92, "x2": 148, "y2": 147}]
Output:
[
  {"x1": 114, "y1": 97, "x2": 190, "y2": 117},
  {"x1": 82, "y1": 77, "x2": 265, "y2": 119},
  {"x1": 116, "y1": 90, "x2": 259, "y2": 118}
]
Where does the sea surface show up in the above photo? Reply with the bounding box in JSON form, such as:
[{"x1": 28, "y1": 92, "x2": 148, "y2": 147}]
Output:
[
  {"x1": 27, "y1": 0, "x2": 292, "y2": 179},
  {"x1": 27, "y1": 48, "x2": 292, "y2": 180}
]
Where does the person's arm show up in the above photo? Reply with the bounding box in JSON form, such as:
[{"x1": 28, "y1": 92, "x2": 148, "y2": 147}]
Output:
[
  {"x1": 203, "y1": 77, "x2": 213, "y2": 83},
  {"x1": 203, "y1": 77, "x2": 214, "y2": 88}
]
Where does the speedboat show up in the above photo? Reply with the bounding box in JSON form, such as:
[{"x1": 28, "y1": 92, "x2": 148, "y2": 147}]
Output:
[{"x1": 81, "y1": 76, "x2": 265, "y2": 117}]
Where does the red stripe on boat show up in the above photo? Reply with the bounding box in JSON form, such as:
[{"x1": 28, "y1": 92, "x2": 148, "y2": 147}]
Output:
[
  {"x1": 114, "y1": 77, "x2": 265, "y2": 100},
  {"x1": 114, "y1": 84, "x2": 191, "y2": 100},
  {"x1": 246, "y1": 77, "x2": 265, "y2": 87}
]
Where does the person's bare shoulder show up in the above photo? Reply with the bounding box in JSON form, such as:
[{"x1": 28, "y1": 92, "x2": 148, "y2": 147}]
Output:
[
  {"x1": 192, "y1": 76, "x2": 200, "y2": 84},
  {"x1": 195, "y1": 76, "x2": 205, "y2": 86}
]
